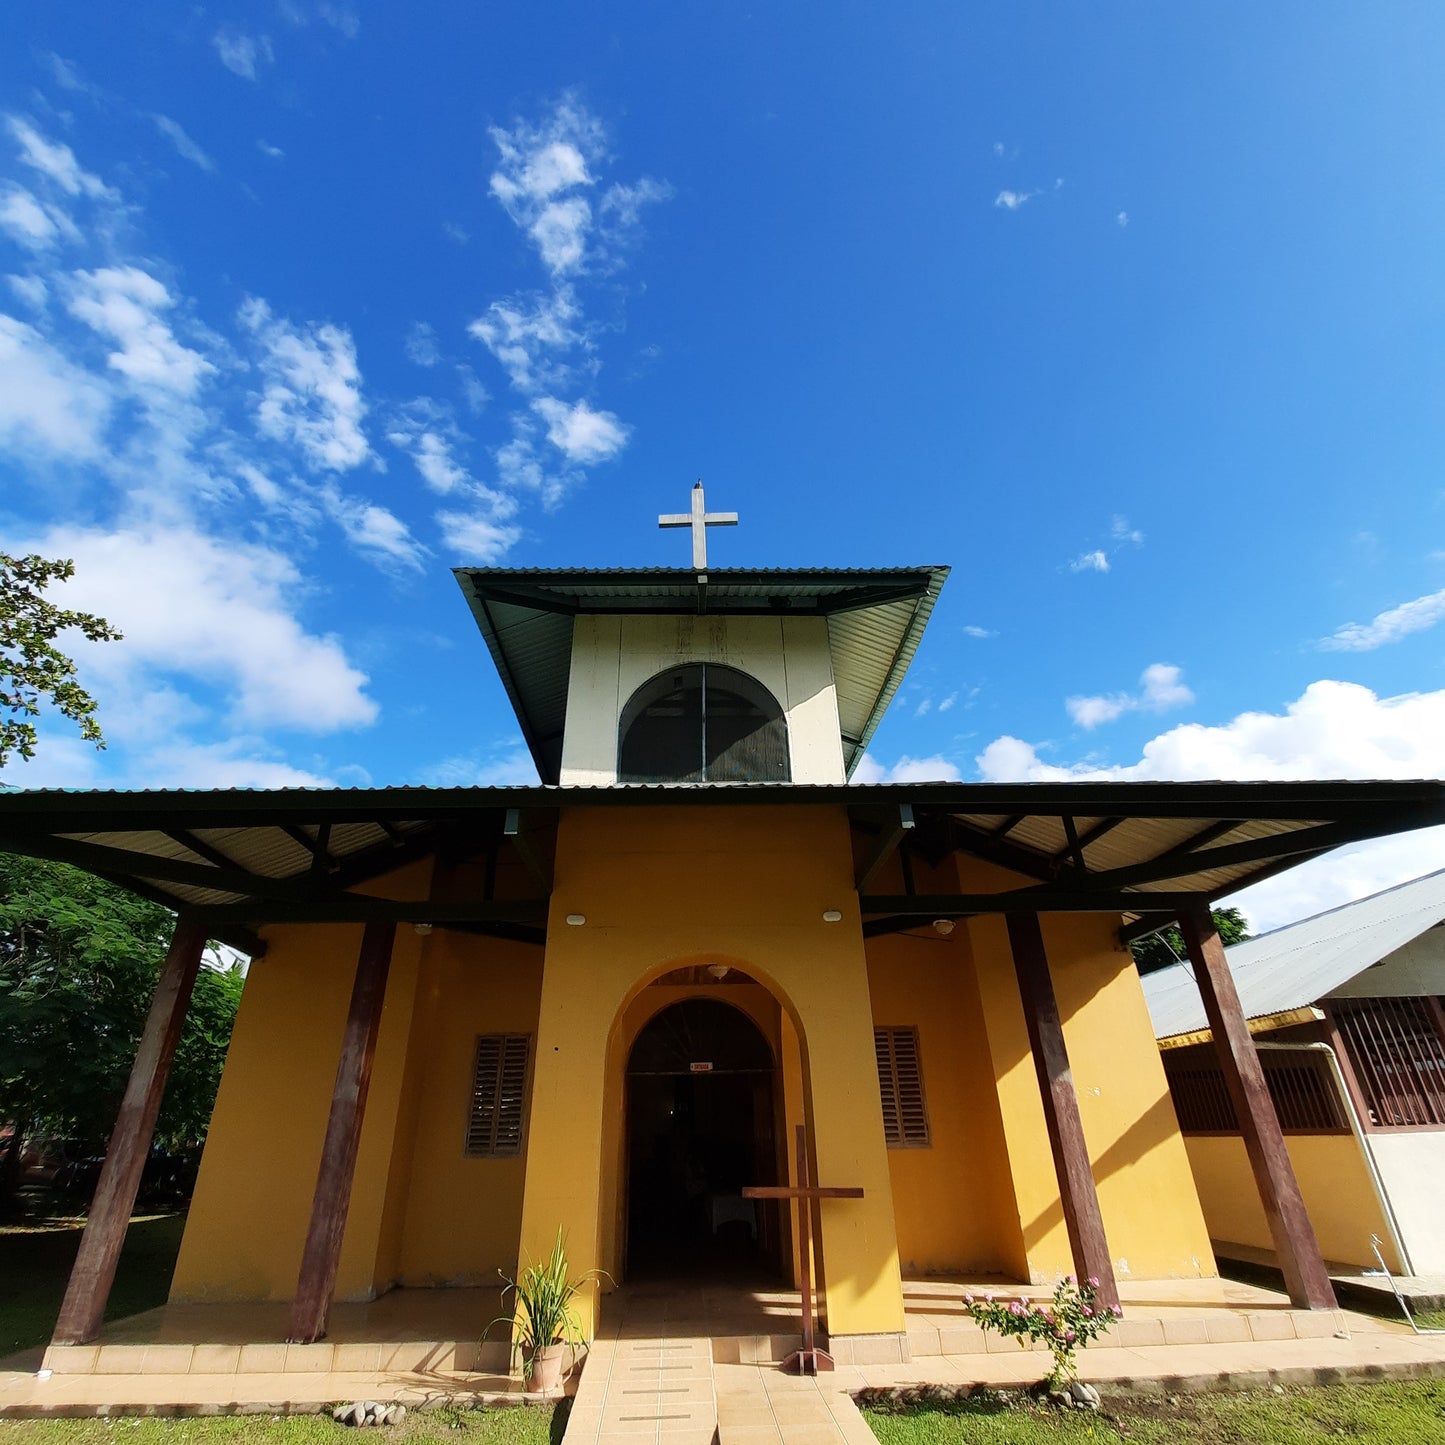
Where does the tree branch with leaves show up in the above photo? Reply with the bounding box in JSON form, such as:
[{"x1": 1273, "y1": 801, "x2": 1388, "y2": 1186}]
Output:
[{"x1": 0, "y1": 552, "x2": 122, "y2": 769}]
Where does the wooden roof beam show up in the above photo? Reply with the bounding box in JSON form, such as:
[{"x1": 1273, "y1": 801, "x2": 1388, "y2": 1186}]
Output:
[{"x1": 855, "y1": 804, "x2": 915, "y2": 891}]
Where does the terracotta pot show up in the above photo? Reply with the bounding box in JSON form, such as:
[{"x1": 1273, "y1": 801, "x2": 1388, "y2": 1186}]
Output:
[{"x1": 525, "y1": 1342, "x2": 569, "y2": 1394}]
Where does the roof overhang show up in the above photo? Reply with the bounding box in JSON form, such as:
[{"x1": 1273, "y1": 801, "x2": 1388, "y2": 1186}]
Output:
[
  {"x1": 3, "y1": 779, "x2": 1442, "y2": 960},
  {"x1": 454, "y1": 566, "x2": 949, "y2": 781}
]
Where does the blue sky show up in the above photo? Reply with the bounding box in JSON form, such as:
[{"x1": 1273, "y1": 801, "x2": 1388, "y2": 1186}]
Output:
[{"x1": 3, "y1": 3, "x2": 1445, "y2": 928}]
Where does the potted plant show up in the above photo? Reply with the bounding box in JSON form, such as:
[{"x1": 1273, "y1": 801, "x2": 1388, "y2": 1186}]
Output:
[{"x1": 486, "y1": 1229, "x2": 605, "y2": 1395}]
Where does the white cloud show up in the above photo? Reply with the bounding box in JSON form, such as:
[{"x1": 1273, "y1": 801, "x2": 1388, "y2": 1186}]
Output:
[
  {"x1": 129, "y1": 739, "x2": 334, "y2": 789},
  {"x1": 1067, "y1": 662, "x2": 1195, "y2": 730},
  {"x1": 0, "y1": 185, "x2": 76, "y2": 249},
  {"x1": 962, "y1": 624, "x2": 995, "y2": 639},
  {"x1": 494, "y1": 427, "x2": 571, "y2": 508},
  {"x1": 1229, "y1": 826, "x2": 1445, "y2": 934},
  {"x1": 938, "y1": 692, "x2": 958, "y2": 713},
  {"x1": 405, "y1": 321, "x2": 440, "y2": 367},
  {"x1": 1319, "y1": 587, "x2": 1445, "y2": 653},
  {"x1": 6, "y1": 117, "x2": 114, "y2": 199},
  {"x1": 318, "y1": 486, "x2": 426, "y2": 572},
  {"x1": 213, "y1": 30, "x2": 273, "y2": 80},
  {"x1": 435, "y1": 509, "x2": 522, "y2": 563},
  {"x1": 994, "y1": 189, "x2": 1036, "y2": 211},
  {"x1": 241, "y1": 297, "x2": 371, "y2": 471},
  {"x1": 18, "y1": 522, "x2": 378, "y2": 733},
  {"x1": 419, "y1": 744, "x2": 538, "y2": 787},
  {"x1": 0, "y1": 313, "x2": 111, "y2": 457},
  {"x1": 981, "y1": 679, "x2": 1445, "y2": 786},
  {"x1": 152, "y1": 115, "x2": 216, "y2": 173},
  {"x1": 914, "y1": 698, "x2": 932, "y2": 718},
  {"x1": 1111, "y1": 515, "x2": 1144, "y2": 545},
  {"x1": 532, "y1": 395, "x2": 629, "y2": 463},
  {"x1": 853, "y1": 753, "x2": 964, "y2": 784},
  {"x1": 258, "y1": 141, "x2": 285, "y2": 161},
  {"x1": 1116, "y1": 211, "x2": 1129, "y2": 227},
  {"x1": 8, "y1": 274, "x2": 49, "y2": 309},
  {"x1": 489, "y1": 99, "x2": 604, "y2": 276},
  {"x1": 1070, "y1": 549, "x2": 1109, "y2": 573},
  {"x1": 68, "y1": 267, "x2": 216, "y2": 395},
  {"x1": 468, "y1": 287, "x2": 585, "y2": 393}
]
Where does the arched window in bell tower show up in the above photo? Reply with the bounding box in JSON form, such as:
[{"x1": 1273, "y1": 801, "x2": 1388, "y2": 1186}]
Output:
[{"x1": 618, "y1": 663, "x2": 790, "y2": 783}]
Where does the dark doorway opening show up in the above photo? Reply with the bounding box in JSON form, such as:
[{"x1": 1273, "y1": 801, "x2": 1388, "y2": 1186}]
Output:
[{"x1": 625, "y1": 998, "x2": 782, "y2": 1279}]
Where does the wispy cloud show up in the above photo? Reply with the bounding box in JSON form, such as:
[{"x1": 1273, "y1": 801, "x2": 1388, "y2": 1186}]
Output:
[
  {"x1": 1067, "y1": 662, "x2": 1195, "y2": 730},
  {"x1": 1070, "y1": 549, "x2": 1109, "y2": 574},
  {"x1": 994, "y1": 189, "x2": 1036, "y2": 211},
  {"x1": 152, "y1": 115, "x2": 215, "y2": 172},
  {"x1": 405, "y1": 321, "x2": 440, "y2": 367},
  {"x1": 7, "y1": 116, "x2": 114, "y2": 199},
  {"x1": 463, "y1": 95, "x2": 667, "y2": 522},
  {"x1": 962, "y1": 624, "x2": 995, "y2": 639},
  {"x1": 1319, "y1": 587, "x2": 1445, "y2": 653},
  {"x1": 212, "y1": 30, "x2": 273, "y2": 81},
  {"x1": 1116, "y1": 211, "x2": 1129, "y2": 228},
  {"x1": 1111, "y1": 514, "x2": 1144, "y2": 544},
  {"x1": 240, "y1": 297, "x2": 371, "y2": 471}
]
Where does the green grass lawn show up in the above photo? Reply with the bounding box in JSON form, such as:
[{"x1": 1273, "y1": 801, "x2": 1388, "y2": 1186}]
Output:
[
  {"x1": 0, "y1": 1214, "x2": 186, "y2": 1362},
  {"x1": 862, "y1": 1380, "x2": 1445, "y2": 1444},
  {"x1": 0, "y1": 1406, "x2": 559, "y2": 1445}
]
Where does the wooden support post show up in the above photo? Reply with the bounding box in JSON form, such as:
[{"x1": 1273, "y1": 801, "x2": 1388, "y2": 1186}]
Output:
[
  {"x1": 1005, "y1": 912, "x2": 1120, "y2": 1311},
  {"x1": 52, "y1": 919, "x2": 210, "y2": 1345},
  {"x1": 1178, "y1": 903, "x2": 1336, "y2": 1309},
  {"x1": 287, "y1": 920, "x2": 396, "y2": 1344}
]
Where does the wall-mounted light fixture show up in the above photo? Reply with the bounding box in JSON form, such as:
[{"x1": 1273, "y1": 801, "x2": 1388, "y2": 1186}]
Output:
[
  {"x1": 707, "y1": 963, "x2": 730, "y2": 980},
  {"x1": 822, "y1": 909, "x2": 843, "y2": 923},
  {"x1": 932, "y1": 919, "x2": 956, "y2": 937},
  {"x1": 565, "y1": 913, "x2": 586, "y2": 926},
  {"x1": 413, "y1": 923, "x2": 434, "y2": 937}
]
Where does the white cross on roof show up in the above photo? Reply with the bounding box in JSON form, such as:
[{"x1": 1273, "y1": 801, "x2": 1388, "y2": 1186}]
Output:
[{"x1": 658, "y1": 481, "x2": 738, "y2": 569}]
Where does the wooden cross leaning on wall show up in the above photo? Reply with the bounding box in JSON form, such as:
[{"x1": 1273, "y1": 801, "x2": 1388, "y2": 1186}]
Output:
[{"x1": 743, "y1": 1124, "x2": 864, "y2": 1375}]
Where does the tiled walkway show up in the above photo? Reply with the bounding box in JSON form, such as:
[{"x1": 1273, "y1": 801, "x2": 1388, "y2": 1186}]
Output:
[{"x1": 6, "y1": 1274, "x2": 1445, "y2": 1436}]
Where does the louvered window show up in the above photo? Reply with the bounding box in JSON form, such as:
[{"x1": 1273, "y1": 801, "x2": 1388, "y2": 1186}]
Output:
[
  {"x1": 875, "y1": 1027, "x2": 930, "y2": 1148},
  {"x1": 466, "y1": 1034, "x2": 531, "y2": 1157}
]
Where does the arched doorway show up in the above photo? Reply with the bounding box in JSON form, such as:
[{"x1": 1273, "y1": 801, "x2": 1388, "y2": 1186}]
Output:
[{"x1": 625, "y1": 998, "x2": 782, "y2": 1278}]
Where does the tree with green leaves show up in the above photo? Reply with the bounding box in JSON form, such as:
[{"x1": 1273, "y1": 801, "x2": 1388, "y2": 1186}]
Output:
[
  {"x1": 1, "y1": 552, "x2": 122, "y2": 769},
  {"x1": 0, "y1": 853, "x2": 244, "y2": 1209},
  {"x1": 1130, "y1": 905, "x2": 1250, "y2": 975}
]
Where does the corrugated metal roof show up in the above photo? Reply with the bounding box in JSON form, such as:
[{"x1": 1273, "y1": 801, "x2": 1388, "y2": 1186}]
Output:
[
  {"x1": 454, "y1": 566, "x2": 949, "y2": 781},
  {"x1": 1142, "y1": 867, "x2": 1445, "y2": 1040}
]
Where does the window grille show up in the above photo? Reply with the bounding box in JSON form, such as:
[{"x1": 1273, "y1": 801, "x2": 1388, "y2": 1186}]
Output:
[
  {"x1": 1332, "y1": 997, "x2": 1445, "y2": 1128},
  {"x1": 875, "y1": 1027, "x2": 930, "y2": 1148},
  {"x1": 1163, "y1": 1047, "x2": 1348, "y2": 1134},
  {"x1": 466, "y1": 1034, "x2": 531, "y2": 1157},
  {"x1": 618, "y1": 663, "x2": 790, "y2": 783}
]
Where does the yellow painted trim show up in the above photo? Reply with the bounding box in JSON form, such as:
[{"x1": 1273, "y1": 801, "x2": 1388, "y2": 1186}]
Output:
[{"x1": 1158, "y1": 1006, "x2": 1324, "y2": 1051}]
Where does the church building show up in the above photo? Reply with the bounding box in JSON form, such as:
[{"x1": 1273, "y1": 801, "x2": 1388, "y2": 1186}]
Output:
[{"x1": 8, "y1": 486, "x2": 1445, "y2": 1371}]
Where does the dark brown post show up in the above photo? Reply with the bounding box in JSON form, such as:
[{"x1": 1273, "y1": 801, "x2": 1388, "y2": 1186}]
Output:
[
  {"x1": 1178, "y1": 902, "x2": 1336, "y2": 1309},
  {"x1": 287, "y1": 920, "x2": 396, "y2": 1343},
  {"x1": 1006, "y1": 911, "x2": 1120, "y2": 1311},
  {"x1": 53, "y1": 918, "x2": 210, "y2": 1345}
]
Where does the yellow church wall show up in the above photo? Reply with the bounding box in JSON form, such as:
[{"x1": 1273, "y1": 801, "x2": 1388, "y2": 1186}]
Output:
[
  {"x1": 516, "y1": 803, "x2": 905, "y2": 1340},
  {"x1": 962, "y1": 857, "x2": 1215, "y2": 1285},
  {"x1": 865, "y1": 929, "x2": 1024, "y2": 1276},
  {"x1": 1182, "y1": 1133, "x2": 1403, "y2": 1273},
  {"x1": 393, "y1": 929, "x2": 545, "y2": 1286},
  {"x1": 172, "y1": 862, "x2": 434, "y2": 1303}
]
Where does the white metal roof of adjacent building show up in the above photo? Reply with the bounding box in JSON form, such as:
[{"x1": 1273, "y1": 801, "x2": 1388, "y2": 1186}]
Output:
[{"x1": 1143, "y1": 866, "x2": 1445, "y2": 1041}]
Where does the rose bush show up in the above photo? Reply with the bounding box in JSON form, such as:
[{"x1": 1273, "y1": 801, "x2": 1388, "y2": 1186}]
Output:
[{"x1": 964, "y1": 1276, "x2": 1120, "y2": 1389}]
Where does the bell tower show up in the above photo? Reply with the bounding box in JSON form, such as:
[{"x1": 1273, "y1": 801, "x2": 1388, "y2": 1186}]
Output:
[{"x1": 454, "y1": 484, "x2": 947, "y2": 787}]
